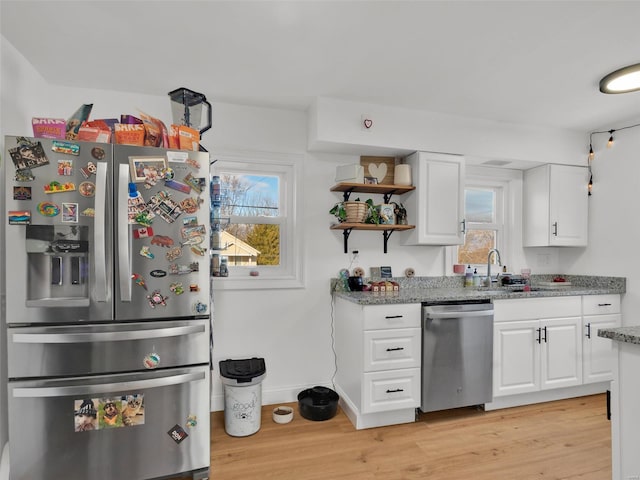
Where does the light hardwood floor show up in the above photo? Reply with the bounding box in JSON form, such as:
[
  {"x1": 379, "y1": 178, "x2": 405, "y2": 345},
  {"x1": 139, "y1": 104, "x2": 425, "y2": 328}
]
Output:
[{"x1": 177, "y1": 394, "x2": 611, "y2": 480}]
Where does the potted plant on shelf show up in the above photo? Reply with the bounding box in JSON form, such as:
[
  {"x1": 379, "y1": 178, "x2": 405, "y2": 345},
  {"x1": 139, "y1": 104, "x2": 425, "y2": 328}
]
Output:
[{"x1": 330, "y1": 198, "x2": 380, "y2": 224}]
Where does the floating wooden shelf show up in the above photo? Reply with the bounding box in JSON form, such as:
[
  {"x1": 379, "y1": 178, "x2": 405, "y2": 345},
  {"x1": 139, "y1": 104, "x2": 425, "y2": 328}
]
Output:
[
  {"x1": 330, "y1": 223, "x2": 415, "y2": 253},
  {"x1": 330, "y1": 182, "x2": 415, "y2": 204}
]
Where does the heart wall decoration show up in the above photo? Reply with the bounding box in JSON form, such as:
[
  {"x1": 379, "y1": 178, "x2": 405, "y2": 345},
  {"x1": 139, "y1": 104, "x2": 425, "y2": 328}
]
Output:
[
  {"x1": 359, "y1": 156, "x2": 396, "y2": 185},
  {"x1": 363, "y1": 118, "x2": 373, "y2": 129}
]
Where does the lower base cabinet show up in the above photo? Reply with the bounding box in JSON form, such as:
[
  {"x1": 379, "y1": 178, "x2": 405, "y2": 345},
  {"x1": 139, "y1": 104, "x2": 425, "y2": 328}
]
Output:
[
  {"x1": 334, "y1": 298, "x2": 421, "y2": 430},
  {"x1": 492, "y1": 295, "x2": 621, "y2": 403}
]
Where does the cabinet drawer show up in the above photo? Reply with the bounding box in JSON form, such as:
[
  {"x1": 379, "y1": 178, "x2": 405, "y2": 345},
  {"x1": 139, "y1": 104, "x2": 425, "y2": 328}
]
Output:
[
  {"x1": 362, "y1": 303, "x2": 420, "y2": 330},
  {"x1": 362, "y1": 368, "x2": 421, "y2": 414},
  {"x1": 582, "y1": 295, "x2": 620, "y2": 315},
  {"x1": 494, "y1": 296, "x2": 581, "y2": 321},
  {"x1": 363, "y1": 328, "x2": 421, "y2": 372}
]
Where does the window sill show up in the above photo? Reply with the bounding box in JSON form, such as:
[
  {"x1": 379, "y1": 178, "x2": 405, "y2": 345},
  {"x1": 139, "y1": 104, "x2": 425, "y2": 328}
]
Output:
[{"x1": 211, "y1": 275, "x2": 305, "y2": 291}]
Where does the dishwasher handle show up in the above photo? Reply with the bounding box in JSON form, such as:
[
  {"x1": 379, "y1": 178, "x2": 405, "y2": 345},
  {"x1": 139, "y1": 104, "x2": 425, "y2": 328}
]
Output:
[{"x1": 423, "y1": 308, "x2": 494, "y2": 320}]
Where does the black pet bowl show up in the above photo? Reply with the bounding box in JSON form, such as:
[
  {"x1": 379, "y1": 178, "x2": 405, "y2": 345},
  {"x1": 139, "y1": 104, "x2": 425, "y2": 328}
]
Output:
[{"x1": 297, "y1": 386, "x2": 339, "y2": 421}]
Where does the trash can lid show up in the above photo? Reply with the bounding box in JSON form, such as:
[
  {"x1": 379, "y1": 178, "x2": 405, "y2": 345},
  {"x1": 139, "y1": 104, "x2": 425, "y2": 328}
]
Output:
[{"x1": 219, "y1": 357, "x2": 266, "y2": 382}]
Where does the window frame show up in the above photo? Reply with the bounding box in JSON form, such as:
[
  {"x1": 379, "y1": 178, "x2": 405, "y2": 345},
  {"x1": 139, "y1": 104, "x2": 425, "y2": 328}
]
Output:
[
  {"x1": 211, "y1": 149, "x2": 304, "y2": 290},
  {"x1": 446, "y1": 166, "x2": 518, "y2": 277}
]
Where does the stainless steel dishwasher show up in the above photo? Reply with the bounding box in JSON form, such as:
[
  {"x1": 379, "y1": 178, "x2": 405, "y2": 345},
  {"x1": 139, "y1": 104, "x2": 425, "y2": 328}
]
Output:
[{"x1": 420, "y1": 300, "x2": 494, "y2": 413}]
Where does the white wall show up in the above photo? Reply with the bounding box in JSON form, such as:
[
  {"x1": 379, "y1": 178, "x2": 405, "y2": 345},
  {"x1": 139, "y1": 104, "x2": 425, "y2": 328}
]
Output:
[
  {"x1": 559, "y1": 124, "x2": 640, "y2": 325},
  {"x1": 0, "y1": 36, "x2": 53, "y2": 459}
]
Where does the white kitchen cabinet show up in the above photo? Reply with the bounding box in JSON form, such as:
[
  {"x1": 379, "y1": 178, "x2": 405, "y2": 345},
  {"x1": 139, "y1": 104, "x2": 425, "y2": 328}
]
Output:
[
  {"x1": 582, "y1": 294, "x2": 621, "y2": 384},
  {"x1": 523, "y1": 164, "x2": 589, "y2": 247},
  {"x1": 401, "y1": 151, "x2": 465, "y2": 245},
  {"x1": 334, "y1": 299, "x2": 421, "y2": 429},
  {"x1": 493, "y1": 297, "x2": 582, "y2": 397}
]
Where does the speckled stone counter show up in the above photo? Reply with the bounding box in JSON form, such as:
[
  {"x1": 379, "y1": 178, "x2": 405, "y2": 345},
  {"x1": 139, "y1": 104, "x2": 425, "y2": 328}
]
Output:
[
  {"x1": 333, "y1": 274, "x2": 625, "y2": 305},
  {"x1": 598, "y1": 326, "x2": 640, "y2": 344}
]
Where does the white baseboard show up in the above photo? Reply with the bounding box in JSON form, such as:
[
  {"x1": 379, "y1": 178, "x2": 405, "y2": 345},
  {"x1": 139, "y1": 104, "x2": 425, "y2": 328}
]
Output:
[
  {"x1": 484, "y1": 382, "x2": 609, "y2": 411},
  {"x1": 210, "y1": 383, "x2": 334, "y2": 412}
]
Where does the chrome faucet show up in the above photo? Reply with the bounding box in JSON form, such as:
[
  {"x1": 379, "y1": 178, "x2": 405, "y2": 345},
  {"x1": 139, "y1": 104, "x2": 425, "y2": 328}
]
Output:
[{"x1": 486, "y1": 248, "x2": 502, "y2": 286}]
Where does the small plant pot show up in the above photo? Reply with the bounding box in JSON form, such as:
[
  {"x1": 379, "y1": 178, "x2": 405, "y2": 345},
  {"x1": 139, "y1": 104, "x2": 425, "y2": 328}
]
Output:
[
  {"x1": 272, "y1": 406, "x2": 294, "y2": 424},
  {"x1": 344, "y1": 201, "x2": 367, "y2": 223}
]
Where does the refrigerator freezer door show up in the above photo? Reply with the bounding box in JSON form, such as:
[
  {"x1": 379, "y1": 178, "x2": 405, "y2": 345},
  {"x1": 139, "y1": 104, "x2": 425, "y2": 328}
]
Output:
[
  {"x1": 8, "y1": 318, "x2": 210, "y2": 378},
  {"x1": 4, "y1": 136, "x2": 113, "y2": 325},
  {"x1": 113, "y1": 145, "x2": 210, "y2": 321},
  {"x1": 8, "y1": 365, "x2": 210, "y2": 480}
]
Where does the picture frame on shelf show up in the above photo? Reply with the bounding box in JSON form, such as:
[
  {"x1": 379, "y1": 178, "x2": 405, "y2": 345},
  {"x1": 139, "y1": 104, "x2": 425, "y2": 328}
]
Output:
[{"x1": 364, "y1": 176, "x2": 378, "y2": 185}]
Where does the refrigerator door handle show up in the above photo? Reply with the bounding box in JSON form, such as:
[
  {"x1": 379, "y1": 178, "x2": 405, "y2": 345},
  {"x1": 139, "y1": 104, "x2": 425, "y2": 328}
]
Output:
[
  {"x1": 118, "y1": 163, "x2": 132, "y2": 302},
  {"x1": 94, "y1": 161, "x2": 109, "y2": 302},
  {"x1": 12, "y1": 371, "x2": 205, "y2": 398},
  {"x1": 12, "y1": 324, "x2": 206, "y2": 343}
]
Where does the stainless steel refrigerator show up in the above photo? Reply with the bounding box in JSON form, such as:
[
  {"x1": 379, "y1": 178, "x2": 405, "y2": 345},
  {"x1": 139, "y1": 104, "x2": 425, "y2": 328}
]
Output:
[{"x1": 3, "y1": 135, "x2": 211, "y2": 480}]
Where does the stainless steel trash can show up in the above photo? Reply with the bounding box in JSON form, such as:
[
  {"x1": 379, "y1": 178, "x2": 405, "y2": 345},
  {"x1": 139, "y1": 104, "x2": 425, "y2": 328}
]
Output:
[{"x1": 219, "y1": 357, "x2": 266, "y2": 437}]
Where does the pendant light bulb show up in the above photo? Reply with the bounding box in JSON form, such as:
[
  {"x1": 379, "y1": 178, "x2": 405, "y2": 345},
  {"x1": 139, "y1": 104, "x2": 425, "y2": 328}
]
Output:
[
  {"x1": 607, "y1": 131, "x2": 615, "y2": 148},
  {"x1": 588, "y1": 144, "x2": 594, "y2": 161},
  {"x1": 588, "y1": 173, "x2": 593, "y2": 196}
]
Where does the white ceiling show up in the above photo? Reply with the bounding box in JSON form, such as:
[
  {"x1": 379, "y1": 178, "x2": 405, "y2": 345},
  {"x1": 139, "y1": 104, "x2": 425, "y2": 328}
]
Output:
[{"x1": 3, "y1": 1, "x2": 640, "y2": 133}]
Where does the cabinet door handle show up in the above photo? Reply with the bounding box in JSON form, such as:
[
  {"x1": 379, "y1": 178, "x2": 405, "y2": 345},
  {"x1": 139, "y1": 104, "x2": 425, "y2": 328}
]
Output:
[
  {"x1": 542, "y1": 326, "x2": 548, "y2": 343},
  {"x1": 598, "y1": 303, "x2": 612, "y2": 307},
  {"x1": 586, "y1": 323, "x2": 591, "y2": 339},
  {"x1": 552, "y1": 222, "x2": 558, "y2": 236},
  {"x1": 386, "y1": 347, "x2": 405, "y2": 352},
  {"x1": 385, "y1": 315, "x2": 403, "y2": 319},
  {"x1": 461, "y1": 219, "x2": 466, "y2": 234},
  {"x1": 386, "y1": 388, "x2": 404, "y2": 393},
  {"x1": 536, "y1": 327, "x2": 542, "y2": 344}
]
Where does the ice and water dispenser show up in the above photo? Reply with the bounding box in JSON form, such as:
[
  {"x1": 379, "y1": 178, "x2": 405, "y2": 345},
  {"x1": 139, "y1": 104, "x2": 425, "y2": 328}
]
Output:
[{"x1": 26, "y1": 225, "x2": 90, "y2": 306}]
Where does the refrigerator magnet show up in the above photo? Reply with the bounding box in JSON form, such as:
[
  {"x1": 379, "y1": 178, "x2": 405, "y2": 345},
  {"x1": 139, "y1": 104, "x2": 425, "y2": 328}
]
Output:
[
  {"x1": 193, "y1": 302, "x2": 207, "y2": 314},
  {"x1": 146, "y1": 290, "x2": 167, "y2": 308},
  {"x1": 37, "y1": 202, "x2": 60, "y2": 217},
  {"x1": 143, "y1": 353, "x2": 160, "y2": 369},
  {"x1": 13, "y1": 186, "x2": 32, "y2": 200},
  {"x1": 139, "y1": 246, "x2": 154, "y2": 259},
  {"x1": 150, "y1": 234, "x2": 173, "y2": 247},
  {"x1": 9, "y1": 141, "x2": 49, "y2": 170},
  {"x1": 51, "y1": 140, "x2": 80, "y2": 156},
  {"x1": 133, "y1": 226, "x2": 154, "y2": 239},
  {"x1": 165, "y1": 247, "x2": 182, "y2": 262},
  {"x1": 57, "y1": 159, "x2": 73, "y2": 176},
  {"x1": 61, "y1": 203, "x2": 79, "y2": 223},
  {"x1": 164, "y1": 179, "x2": 191, "y2": 194},
  {"x1": 186, "y1": 415, "x2": 197, "y2": 428},
  {"x1": 14, "y1": 168, "x2": 35, "y2": 182},
  {"x1": 132, "y1": 273, "x2": 147, "y2": 290},
  {"x1": 8, "y1": 210, "x2": 31, "y2": 225},
  {"x1": 80, "y1": 162, "x2": 97, "y2": 179},
  {"x1": 168, "y1": 424, "x2": 188, "y2": 444},
  {"x1": 169, "y1": 282, "x2": 184, "y2": 295},
  {"x1": 91, "y1": 147, "x2": 105, "y2": 160},
  {"x1": 78, "y1": 182, "x2": 95, "y2": 197}
]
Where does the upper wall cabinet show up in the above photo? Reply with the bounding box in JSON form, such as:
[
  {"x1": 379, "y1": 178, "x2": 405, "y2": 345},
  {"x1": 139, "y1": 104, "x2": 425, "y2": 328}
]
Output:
[
  {"x1": 523, "y1": 164, "x2": 589, "y2": 247},
  {"x1": 402, "y1": 152, "x2": 465, "y2": 246}
]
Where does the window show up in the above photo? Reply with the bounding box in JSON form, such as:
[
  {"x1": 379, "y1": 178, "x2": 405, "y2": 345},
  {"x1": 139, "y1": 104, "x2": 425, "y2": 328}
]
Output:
[
  {"x1": 458, "y1": 186, "x2": 502, "y2": 266},
  {"x1": 212, "y1": 150, "x2": 303, "y2": 289}
]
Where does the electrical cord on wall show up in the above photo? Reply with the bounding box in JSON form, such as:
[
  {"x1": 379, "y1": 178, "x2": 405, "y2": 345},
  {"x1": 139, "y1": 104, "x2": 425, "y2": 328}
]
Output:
[{"x1": 329, "y1": 293, "x2": 338, "y2": 389}]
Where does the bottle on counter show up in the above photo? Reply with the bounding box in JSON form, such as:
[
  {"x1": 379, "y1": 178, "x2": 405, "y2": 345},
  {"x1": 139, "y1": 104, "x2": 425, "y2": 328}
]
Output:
[
  {"x1": 465, "y1": 265, "x2": 473, "y2": 287},
  {"x1": 473, "y1": 268, "x2": 481, "y2": 287}
]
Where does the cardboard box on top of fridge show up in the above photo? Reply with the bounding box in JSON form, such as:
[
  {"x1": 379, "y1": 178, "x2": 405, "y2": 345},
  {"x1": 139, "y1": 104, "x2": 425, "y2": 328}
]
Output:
[
  {"x1": 32, "y1": 118, "x2": 67, "y2": 139},
  {"x1": 77, "y1": 120, "x2": 112, "y2": 143},
  {"x1": 335, "y1": 164, "x2": 364, "y2": 183}
]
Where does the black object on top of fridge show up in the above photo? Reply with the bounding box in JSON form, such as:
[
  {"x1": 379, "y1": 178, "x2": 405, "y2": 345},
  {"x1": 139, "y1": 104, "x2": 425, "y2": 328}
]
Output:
[{"x1": 4, "y1": 136, "x2": 211, "y2": 480}]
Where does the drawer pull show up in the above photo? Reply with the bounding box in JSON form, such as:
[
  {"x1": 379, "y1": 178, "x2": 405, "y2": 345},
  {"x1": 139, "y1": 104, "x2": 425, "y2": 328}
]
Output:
[
  {"x1": 598, "y1": 303, "x2": 612, "y2": 307},
  {"x1": 386, "y1": 347, "x2": 405, "y2": 352},
  {"x1": 384, "y1": 315, "x2": 403, "y2": 319},
  {"x1": 386, "y1": 388, "x2": 404, "y2": 393}
]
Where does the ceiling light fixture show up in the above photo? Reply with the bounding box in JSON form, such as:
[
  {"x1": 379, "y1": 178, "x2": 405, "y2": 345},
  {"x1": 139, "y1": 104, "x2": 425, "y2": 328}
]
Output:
[{"x1": 600, "y1": 63, "x2": 640, "y2": 94}]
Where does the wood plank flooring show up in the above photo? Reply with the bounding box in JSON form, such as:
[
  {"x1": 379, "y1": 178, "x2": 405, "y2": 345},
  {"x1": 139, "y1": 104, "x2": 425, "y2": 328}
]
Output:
[{"x1": 175, "y1": 394, "x2": 611, "y2": 480}]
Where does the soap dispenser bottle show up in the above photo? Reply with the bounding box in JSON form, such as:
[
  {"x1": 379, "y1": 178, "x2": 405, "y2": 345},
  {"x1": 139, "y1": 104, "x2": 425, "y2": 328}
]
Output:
[
  {"x1": 473, "y1": 268, "x2": 480, "y2": 287},
  {"x1": 465, "y1": 265, "x2": 473, "y2": 287}
]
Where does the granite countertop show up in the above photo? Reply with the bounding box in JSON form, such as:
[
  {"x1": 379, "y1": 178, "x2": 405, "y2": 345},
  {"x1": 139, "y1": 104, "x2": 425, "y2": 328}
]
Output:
[
  {"x1": 598, "y1": 327, "x2": 640, "y2": 345},
  {"x1": 333, "y1": 275, "x2": 625, "y2": 306}
]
